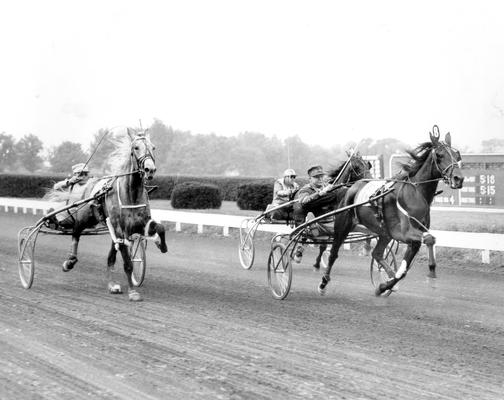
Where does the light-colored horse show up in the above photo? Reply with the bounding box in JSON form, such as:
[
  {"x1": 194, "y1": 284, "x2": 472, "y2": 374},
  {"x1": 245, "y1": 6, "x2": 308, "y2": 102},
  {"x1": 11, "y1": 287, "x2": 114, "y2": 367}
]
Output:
[{"x1": 47, "y1": 127, "x2": 167, "y2": 301}]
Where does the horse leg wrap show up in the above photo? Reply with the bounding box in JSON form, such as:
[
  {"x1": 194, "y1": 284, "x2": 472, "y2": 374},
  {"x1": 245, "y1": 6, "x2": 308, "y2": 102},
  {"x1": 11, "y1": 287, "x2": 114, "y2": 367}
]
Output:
[{"x1": 395, "y1": 260, "x2": 407, "y2": 279}]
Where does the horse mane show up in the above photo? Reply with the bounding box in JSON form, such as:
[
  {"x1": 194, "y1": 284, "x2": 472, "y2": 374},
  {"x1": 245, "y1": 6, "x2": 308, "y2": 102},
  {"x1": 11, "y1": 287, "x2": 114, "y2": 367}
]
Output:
[
  {"x1": 327, "y1": 160, "x2": 347, "y2": 180},
  {"x1": 394, "y1": 141, "x2": 433, "y2": 179},
  {"x1": 326, "y1": 152, "x2": 367, "y2": 180},
  {"x1": 106, "y1": 127, "x2": 137, "y2": 174}
]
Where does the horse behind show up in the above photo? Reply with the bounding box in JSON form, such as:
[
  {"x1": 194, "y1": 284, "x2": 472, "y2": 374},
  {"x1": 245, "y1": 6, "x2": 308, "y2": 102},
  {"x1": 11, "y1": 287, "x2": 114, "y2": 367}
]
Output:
[
  {"x1": 318, "y1": 126, "x2": 464, "y2": 296},
  {"x1": 47, "y1": 127, "x2": 167, "y2": 301},
  {"x1": 294, "y1": 152, "x2": 372, "y2": 270}
]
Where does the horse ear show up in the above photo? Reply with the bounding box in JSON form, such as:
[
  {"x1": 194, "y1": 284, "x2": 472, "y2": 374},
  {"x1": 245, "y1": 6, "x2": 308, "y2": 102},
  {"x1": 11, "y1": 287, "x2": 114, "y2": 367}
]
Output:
[
  {"x1": 126, "y1": 127, "x2": 135, "y2": 139},
  {"x1": 445, "y1": 132, "x2": 452, "y2": 147},
  {"x1": 430, "y1": 125, "x2": 440, "y2": 145}
]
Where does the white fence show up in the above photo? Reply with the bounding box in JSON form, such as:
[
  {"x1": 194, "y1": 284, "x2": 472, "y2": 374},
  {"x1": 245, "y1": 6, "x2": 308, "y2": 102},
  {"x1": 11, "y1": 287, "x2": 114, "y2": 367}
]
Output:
[{"x1": 1, "y1": 197, "x2": 503, "y2": 263}]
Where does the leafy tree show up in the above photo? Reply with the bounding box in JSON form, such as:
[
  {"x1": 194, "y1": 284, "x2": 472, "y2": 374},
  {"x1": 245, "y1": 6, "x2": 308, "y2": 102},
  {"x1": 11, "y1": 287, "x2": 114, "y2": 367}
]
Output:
[
  {"x1": 149, "y1": 119, "x2": 175, "y2": 173},
  {"x1": 48, "y1": 141, "x2": 88, "y2": 174},
  {"x1": 87, "y1": 129, "x2": 116, "y2": 174},
  {"x1": 0, "y1": 132, "x2": 17, "y2": 172},
  {"x1": 284, "y1": 135, "x2": 315, "y2": 177},
  {"x1": 15, "y1": 134, "x2": 44, "y2": 172}
]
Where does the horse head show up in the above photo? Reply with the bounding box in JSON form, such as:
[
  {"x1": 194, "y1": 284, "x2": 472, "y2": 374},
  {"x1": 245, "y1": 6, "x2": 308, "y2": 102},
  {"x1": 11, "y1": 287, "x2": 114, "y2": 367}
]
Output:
[
  {"x1": 327, "y1": 151, "x2": 372, "y2": 184},
  {"x1": 127, "y1": 128, "x2": 157, "y2": 180},
  {"x1": 429, "y1": 125, "x2": 464, "y2": 189},
  {"x1": 349, "y1": 152, "x2": 373, "y2": 181}
]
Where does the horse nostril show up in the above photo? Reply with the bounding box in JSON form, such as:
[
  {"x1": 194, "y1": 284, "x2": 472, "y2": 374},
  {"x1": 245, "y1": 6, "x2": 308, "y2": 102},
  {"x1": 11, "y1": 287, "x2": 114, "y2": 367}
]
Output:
[
  {"x1": 453, "y1": 175, "x2": 464, "y2": 187},
  {"x1": 144, "y1": 166, "x2": 156, "y2": 175}
]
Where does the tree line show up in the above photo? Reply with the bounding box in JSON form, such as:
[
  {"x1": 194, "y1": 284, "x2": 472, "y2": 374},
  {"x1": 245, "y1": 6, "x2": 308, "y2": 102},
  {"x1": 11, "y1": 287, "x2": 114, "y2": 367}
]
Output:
[{"x1": 2, "y1": 120, "x2": 503, "y2": 178}]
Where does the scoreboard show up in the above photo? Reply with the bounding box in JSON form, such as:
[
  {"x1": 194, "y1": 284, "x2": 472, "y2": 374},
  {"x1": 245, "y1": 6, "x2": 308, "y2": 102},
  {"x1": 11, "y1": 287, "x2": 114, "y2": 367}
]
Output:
[
  {"x1": 388, "y1": 153, "x2": 504, "y2": 208},
  {"x1": 363, "y1": 155, "x2": 384, "y2": 179}
]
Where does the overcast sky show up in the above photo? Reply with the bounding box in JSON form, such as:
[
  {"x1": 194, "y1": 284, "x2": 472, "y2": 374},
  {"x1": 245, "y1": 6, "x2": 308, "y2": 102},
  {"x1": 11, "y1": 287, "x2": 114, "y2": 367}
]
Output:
[{"x1": 1, "y1": 0, "x2": 503, "y2": 152}]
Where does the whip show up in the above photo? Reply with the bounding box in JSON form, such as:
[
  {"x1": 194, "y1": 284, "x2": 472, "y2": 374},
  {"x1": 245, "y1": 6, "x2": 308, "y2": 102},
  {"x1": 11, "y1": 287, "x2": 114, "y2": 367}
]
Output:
[{"x1": 79, "y1": 129, "x2": 109, "y2": 176}]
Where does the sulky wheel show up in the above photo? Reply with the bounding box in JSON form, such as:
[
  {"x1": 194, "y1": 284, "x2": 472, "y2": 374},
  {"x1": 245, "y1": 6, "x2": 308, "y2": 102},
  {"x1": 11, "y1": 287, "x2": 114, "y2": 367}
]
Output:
[
  {"x1": 267, "y1": 241, "x2": 293, "y2": 300},
  {"x1": 129, "y1": 234, "x2": 147, "y2": 287},
  {"x1": 18, "y1": 227, "x2": 37, "y2": 289},
  {"x1": 238, "y1": 219, "x2": 255, "y2": 270},
  {"x1": 370, "y1": 240, "x2": 399, "y2": 297}
]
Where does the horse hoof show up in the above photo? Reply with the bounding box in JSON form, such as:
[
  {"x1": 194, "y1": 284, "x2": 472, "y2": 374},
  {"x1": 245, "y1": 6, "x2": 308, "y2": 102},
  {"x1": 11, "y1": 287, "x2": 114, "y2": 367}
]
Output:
[
  {"x1": 155, "y1": 239, "x2": 168, "y2": 254},
  {"x1": 108, "y1": 282, "x2": 123, "y2": 294},
  {"x1": 318, "y1": 284, "x2": 327, "y2": 296},
  {"x1": 313, "y1": 264, "x2": 320, "y2": 271},
  {"x1": 375, "y1": 284, "x2": 385, "y2": 296},
  {"x1": 128, "y1": 290, "x2": 143, "y2": 302},
  {"x1": 62, "y1": 258, "x2": 77, "y2": 272}
]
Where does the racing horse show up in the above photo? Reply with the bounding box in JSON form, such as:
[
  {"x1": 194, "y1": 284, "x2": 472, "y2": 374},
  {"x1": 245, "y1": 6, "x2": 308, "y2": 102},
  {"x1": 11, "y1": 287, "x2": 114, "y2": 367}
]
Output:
[
  {"x1": 317, "y1": 126, "x2": 464, "y2": 296},
  {"x1": 297, "y1": 152, "x2": 372, "y2": 270},
  {"x1": 47, "y1": 127, "x2": 167, "y2": 301}
]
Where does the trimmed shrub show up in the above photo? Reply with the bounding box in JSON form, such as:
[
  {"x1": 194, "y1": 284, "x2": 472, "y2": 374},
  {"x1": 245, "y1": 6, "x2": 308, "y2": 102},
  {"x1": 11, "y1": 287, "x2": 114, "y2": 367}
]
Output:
[
  {"x1": 237, "y1": 182, "x2": 273, "y2": 211},
  {"x1": 171, "y1": 181, "x2": 222, "y2": 209}
]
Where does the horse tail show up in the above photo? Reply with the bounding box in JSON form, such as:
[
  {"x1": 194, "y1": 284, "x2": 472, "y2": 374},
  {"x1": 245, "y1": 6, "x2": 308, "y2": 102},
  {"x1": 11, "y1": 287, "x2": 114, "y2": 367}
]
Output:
[{"x1": 45, "y1": 188, "x2": 80, "y2": 203}]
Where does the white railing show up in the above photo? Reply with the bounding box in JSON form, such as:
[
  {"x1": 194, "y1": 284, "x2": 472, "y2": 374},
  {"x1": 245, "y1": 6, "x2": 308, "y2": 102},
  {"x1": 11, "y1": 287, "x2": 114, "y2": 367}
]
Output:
[{"x1": 1, "y1": 197, "x2": 503, "y2": 263}]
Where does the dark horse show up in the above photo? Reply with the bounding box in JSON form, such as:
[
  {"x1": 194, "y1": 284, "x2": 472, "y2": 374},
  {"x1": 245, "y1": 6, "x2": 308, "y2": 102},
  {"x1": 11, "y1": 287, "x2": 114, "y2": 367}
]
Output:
[
  {"x1": 294, "y1": 152, "x2": 372, "y2": 270},
  {"x1": 47, "y1": 127, "x2": 167, "y2": 301},
  {"x1": 318, "y1": 126, "x2": 464, "y2": 296}
]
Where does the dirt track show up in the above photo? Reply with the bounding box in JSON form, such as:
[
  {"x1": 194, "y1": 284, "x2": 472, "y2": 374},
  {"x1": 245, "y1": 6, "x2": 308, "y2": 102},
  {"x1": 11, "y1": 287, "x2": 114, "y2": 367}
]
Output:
[{"x1": 1, "y1": 212, "x2": 503, "y2": 399}]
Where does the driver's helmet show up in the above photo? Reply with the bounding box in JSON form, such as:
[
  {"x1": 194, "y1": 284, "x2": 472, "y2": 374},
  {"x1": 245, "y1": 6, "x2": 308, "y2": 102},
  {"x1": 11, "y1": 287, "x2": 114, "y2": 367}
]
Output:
[
  {"x1": 72, "y1": 163, "x2": 90, "y2": 176},
  {"x1": 283, "y1": 168, "x2": 296, "y2": 178}
]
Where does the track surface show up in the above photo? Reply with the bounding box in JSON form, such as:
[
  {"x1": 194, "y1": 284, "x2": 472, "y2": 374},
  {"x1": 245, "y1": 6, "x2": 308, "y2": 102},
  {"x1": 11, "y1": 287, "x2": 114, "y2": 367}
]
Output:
[{"x1": 1, "y1": 212, "x2": 503, "y2": 399}]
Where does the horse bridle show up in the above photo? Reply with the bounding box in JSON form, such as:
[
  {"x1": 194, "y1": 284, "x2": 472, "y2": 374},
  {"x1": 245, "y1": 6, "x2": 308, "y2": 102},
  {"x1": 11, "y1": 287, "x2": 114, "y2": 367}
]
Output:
[
  {"x1": 431, "y1": 143, "x2": 461, "y2": 185},
  {"x1": 131, "y1": 136, "x2": 155, "y2": 176}
]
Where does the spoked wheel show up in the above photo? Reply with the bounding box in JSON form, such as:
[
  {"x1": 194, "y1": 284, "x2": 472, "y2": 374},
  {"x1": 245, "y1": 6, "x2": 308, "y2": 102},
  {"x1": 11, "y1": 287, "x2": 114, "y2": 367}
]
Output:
[
  {"x1": 370, "y1": 240, "x2": 399, "y2": 297},
  {"x1": 238, "y1": 219, "x2": 255, "y2": 269},
  {"x1": 18, "y1": 226, "x2": 38, "y2": 289},
  {"x1": 267, "y1": 241, "x2": 293, "y2": 300},
  {"x1": 129, "y1": 234, "x2": 147, "y2": 287}
]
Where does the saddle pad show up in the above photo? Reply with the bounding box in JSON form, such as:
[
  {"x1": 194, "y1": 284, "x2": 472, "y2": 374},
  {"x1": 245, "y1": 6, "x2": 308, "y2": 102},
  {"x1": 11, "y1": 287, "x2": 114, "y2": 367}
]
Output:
[{"x1": 354, "y1": 180, "x2": 394, "y2": 206}]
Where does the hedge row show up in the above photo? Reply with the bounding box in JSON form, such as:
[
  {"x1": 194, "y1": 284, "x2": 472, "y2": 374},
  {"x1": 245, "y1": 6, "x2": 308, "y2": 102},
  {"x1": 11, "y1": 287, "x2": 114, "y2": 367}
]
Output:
[
  {"x1": 0, "y1": 173, "x2": 288, "y2": 201},
  {"x1": 0, "y1": 174, "x2": 309, "y2": 211},
  {"x1": 0, "y1": 173, "x2": 67, "y2": 198},
  {"x1": 237, "y1": 183, "x2": 273, "y2": 211},
  {"x1": 149, "y1": 175, "x2": 274, "y2": 201}
]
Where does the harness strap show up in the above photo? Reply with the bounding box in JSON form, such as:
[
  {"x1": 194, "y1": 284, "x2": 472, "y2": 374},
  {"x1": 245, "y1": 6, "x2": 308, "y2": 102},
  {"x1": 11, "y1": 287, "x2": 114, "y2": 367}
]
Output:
[
  {"x1": 116, "y1": 180, "x2": 147, "y2": 209},
  {"x1": 106, "y1": 217, "x2": 131, "y2": 250},
  {"x1": 396, "y1": 198, "x2": 429, "y2": 232}
]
